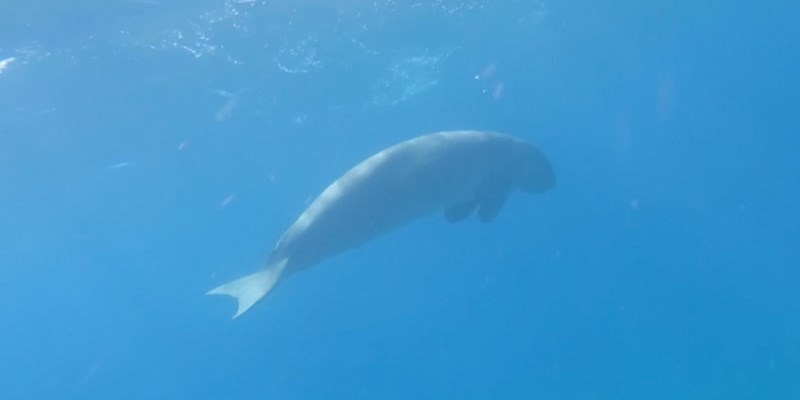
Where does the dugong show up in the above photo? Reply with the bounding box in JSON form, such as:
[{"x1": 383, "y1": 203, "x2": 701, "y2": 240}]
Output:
[{"x1": 207, "y1": 130, "x2": 555, "y2": 318}]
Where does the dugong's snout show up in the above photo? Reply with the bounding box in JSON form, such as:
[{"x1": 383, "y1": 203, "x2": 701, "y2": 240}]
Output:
[{"x1": 515, "y1": 144, "x2": 555, "y2": 193}]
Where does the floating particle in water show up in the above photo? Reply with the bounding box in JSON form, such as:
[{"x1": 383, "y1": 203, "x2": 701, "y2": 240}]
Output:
[
  {"x1": 106, "y1": 161, "x2": 132, "y2": 170},
  {"x1": 0, "y1": 57, "x2": 16, "y2": 73},
  {"x1": 476, "y1": 63, "x2": 496, "y2": 80},
  {"x1": 293, "y1": 113, "x2": 307, "y2": 125},
  {"x1": 214, "y1": 92, "x2": 240, "y2": 122},
  {"x1": 220, "y1": 194, "x2": 236, "y2": 208},
  {"x1": 492, "y1": 81, "x2": 505, "y2": 100}
]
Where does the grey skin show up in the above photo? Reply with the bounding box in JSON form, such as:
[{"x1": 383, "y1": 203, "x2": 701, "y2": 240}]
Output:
[{"x1": 207, "y1": 130, "x2": 555, "y2": 318}]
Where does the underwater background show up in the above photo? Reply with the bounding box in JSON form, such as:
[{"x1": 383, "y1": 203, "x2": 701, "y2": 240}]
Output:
[{"x1": 1, "y1": 1, "x2": 798, "y2": 399}]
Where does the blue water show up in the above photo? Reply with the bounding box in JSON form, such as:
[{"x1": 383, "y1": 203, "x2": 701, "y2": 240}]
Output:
[{"x1": 2, "y1": 1, "x2": 798, "y2": 399}]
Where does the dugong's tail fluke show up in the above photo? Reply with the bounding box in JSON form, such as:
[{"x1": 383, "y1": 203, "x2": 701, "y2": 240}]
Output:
[{"x1": 206, "y1": 258, "x2": 288, "y2": 319}]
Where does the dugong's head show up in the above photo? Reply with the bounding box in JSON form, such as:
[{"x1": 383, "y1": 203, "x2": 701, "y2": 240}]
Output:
[{"x1": 511, "y1": 140, "x2": 555, "y2": 193}]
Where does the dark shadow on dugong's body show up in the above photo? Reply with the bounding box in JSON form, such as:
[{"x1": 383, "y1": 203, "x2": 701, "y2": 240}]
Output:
[{"x1": 207, "y1": 130, "x2": 555, "y2": 318}]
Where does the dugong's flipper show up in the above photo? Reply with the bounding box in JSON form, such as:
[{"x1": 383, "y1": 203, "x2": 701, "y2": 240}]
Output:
[
  {"x1": 206, "y1": 258, "x2": 288, "y2": 318},
  {"x1": 477, "y1": 193, "x2": 508, "y2": 223}
]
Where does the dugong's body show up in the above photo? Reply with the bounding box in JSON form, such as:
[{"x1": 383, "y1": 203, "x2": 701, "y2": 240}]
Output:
[{"x1": 208, "y1": 130, "x2": 555, "y2": 318}]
